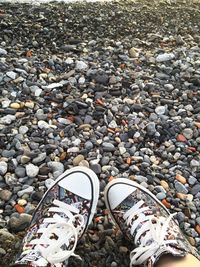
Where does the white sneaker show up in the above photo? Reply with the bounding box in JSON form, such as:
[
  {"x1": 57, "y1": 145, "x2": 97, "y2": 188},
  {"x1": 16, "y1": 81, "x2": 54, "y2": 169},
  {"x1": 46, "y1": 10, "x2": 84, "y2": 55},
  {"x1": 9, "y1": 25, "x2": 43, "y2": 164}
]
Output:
[
  {"x1": 14, "y1": 167, "x2": 99, "y2": 267},
  {"x1": 104, "y1": 178, "x2": 200, "y2": 267}
]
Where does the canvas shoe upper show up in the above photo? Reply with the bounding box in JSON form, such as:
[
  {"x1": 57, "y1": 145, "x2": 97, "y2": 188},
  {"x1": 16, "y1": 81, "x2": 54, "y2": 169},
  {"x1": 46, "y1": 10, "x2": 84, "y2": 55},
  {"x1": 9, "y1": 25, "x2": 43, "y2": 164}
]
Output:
[
  {"x1": 13, "y1": 166, "x2": 99, "y2": 267},
  {"x1": 104, "y1": 178, "x2": 200, "y2": 267}
]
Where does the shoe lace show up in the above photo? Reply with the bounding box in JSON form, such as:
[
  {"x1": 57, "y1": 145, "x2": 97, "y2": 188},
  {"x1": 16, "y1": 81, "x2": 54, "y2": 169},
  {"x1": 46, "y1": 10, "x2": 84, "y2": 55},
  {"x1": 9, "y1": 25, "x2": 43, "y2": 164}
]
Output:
[
  {"x1": 123, "y1": 200, "x2": 177, "y2": 266},
  {"x1": 29, "y1": 199, "x2": 84, "y2": 264}
]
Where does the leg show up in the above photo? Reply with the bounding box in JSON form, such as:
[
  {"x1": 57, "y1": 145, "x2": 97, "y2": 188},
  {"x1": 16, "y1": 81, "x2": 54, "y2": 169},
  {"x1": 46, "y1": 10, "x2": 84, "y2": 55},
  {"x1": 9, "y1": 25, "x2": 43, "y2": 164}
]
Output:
[{"x1": 156, "y1": 254, "x2": 200, "y2": 267}]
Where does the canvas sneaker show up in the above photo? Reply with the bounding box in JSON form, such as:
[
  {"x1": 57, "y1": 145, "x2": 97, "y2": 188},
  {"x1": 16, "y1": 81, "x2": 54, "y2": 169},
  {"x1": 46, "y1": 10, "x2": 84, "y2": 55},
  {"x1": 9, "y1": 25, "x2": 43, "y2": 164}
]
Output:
[
  {"x1": 12, "y1": 166, "x2": 99, "y2": 267},
  {"x1": 104, "y1": 178, "x2": 200, "y2": 267}
]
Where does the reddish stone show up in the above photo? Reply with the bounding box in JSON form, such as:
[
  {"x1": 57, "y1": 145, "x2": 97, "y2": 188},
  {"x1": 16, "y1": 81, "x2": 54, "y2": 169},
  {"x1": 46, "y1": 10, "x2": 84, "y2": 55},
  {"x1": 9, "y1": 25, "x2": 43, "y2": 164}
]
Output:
[{"x1": 176, "y1": 134, "x2": 187, "y2": 142}]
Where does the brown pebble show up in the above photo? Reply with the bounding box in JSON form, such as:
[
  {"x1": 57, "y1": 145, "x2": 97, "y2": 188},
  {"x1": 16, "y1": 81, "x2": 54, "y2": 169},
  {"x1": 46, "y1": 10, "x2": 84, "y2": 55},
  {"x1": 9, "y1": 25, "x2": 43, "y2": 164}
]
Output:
[
  {"x1": 160, "y1": 180, "x2": 169, "y2": 190},
  {"x1": 175, "y1": 174, "x2": 187, "y2": 184},
  {"x1": 119, "y1": 246, "x2": 129, "y2": 254},
  {"x1": 187, "y1": 236, "x2": 196, "y2": 246}
]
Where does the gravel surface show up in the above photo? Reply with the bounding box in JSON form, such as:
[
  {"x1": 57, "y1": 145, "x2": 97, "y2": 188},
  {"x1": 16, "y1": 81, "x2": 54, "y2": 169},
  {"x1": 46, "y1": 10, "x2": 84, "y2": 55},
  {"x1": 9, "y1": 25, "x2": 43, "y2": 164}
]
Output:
[{"x1": 0, "y1": 0, "x2": 200, "y2": 266}]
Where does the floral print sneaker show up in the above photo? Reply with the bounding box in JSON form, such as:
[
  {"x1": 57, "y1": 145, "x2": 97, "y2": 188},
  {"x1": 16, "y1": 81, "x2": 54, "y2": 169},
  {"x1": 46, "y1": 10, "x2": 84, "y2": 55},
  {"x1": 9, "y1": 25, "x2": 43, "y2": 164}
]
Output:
[
  {"x1": 104, "y1": 178, "x2": 200, "y2": 267},
  {"x1": 12, "y1": 167, "x2": 99, "y2": 267}
]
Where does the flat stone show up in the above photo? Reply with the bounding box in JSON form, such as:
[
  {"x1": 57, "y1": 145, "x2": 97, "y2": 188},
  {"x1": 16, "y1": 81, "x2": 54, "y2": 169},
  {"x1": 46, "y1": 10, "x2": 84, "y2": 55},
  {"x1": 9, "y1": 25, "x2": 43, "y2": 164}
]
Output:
[{"x1": 174, "y1": 181, "x2": 188, "y2": 194}]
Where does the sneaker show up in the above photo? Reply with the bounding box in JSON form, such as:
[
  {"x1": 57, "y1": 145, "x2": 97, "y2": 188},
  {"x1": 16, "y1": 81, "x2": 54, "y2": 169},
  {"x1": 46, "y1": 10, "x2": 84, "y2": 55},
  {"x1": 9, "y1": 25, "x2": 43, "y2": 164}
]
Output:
[
  {"x1": 13, "y1": 166, "x2": 99, "y2": 267},
  {"x1": 104, "y1": 178, "x2": 200, "y2": 267}
]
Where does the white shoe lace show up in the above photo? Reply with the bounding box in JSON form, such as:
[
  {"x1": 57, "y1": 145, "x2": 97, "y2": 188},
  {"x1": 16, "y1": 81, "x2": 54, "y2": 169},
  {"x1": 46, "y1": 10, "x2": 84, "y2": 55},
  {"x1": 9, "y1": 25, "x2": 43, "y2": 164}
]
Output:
[
  {"x1": 29, "y1": 199, "x2": 84, "y2": 264},
  {"x1": 123, "y1": 200, "x2": 178, "y2": 266}
]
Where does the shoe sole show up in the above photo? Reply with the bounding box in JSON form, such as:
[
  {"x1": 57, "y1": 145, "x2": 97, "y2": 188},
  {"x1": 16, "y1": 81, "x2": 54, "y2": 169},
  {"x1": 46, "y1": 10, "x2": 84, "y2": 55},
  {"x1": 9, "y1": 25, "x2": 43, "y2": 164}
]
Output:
[
  {"x1": 32, "y1": 166, "x2": 99, "y2": 233},
  {"x1": 104, "y1": 178, "x2": 171, "y2": 232}
]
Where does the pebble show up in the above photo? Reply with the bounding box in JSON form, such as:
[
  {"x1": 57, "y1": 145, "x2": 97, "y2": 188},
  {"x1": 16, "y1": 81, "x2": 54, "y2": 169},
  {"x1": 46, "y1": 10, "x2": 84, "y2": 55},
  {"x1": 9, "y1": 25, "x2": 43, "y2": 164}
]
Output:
[
  {"x1": 0, "y1": 162, "x2": 8, "y2": 176},
  {"x1": 102, "y1": 142, "x2": 116, "y2": 152},
  {"x1": 174, "y1": 181, "x2": 188, "y2": 194},
  {"x1": 0, "y1": 190, "x2": 12, "y2": 201},
  {"x1": 155, "y1": 106, "x2": 166, "y2": 115},
  {"x1": 0, "y1": 48, "x2": 7, "y2": 55},
  {"x1": 182, "y1": 128, "x2": 193, "y2": 139},
  {"x1": 156, "y1": 53, "x2": 175, "y2": 62},
  {"x1": 156, "y1": 192, "x2": 166, "y2": 200},
  {"x1": 8, "y1": 214, "x2": 32, "y2": 232},
  {"x1": 75, "y1": 60, "x2": 88, "y2": 70},
  {"x1": 26, "y1": 164, "x2": 39, "y2": 178},
  {"x1": 191, "y1": 184, "x2": 200, "y2": 196},
  {"x1": 73, "y1": 155, "x2": 85, "y2": 166},
  {"x1": 90, "y1": 164, "x2": 101, "y2": 174}
]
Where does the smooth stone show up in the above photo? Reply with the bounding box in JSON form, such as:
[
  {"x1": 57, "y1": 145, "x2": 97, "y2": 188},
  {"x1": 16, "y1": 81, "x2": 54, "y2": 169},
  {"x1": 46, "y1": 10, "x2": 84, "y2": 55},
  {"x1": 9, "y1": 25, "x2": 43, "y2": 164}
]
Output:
[
  {"x1": 146, "y1": 122, "x2": 156, "y2": 135},
  {"x1": 38, "y1": 120, "x2": 50, "y2": 129},
  {"x1": 90, "y1": 164, "x2": 101, "y2": 174},
  {"x1": 75, "y1": 61, "x2": 88, "y2": 70},
  {"x1": 174, "y1": 181, "x2": 188, "y2": 194},
  {"x1": 182, "y1": 128, "x2": 193, "y2": 139},
  {"x1": 0, "y1": 162, "x2": 8, "y2": 175},
  {"x1": 17, "y1": 186, "x2": 34, "y2": 197},
  {"x1": 19, "y1": 126, "x2": 29, "y2": 135},
  {"x1": 84, "y1": 141, "x2": 93, "y2": 150},
  {"x1": 156, "y1": 192, "x2": 166, "y2": 200},
  {"x1": 73, "y1": 155, "x2": 85, "y2": 166},
  {"x1": 0, "y1": 48, "x2": 7, "y2": 55},
  {"x1": 0, "y1": 190, "x2": 12, "y2": 201},
  {"x1": 102, "y1": 142, "x2": 115, "y2": 152},
  {"x1": 47, "y1": 162, "x2": 64, "y2": 176},
  {"x1": 190, "y1": 159, "x2": 200, "y2": 168},
  {"x1": 32, "y1": 153, "x2": 47, "y2": 164},
  {"x1": 155, "y1": 106, "x2": 166, "y2": 115},
  {"x1": 156, "y1": 53, "x2": 175, "y2": 62},
  {"x1": 191, "y1": 184, "x2": 200, "y2": 195},
  {"x1": 26, "y1": 164, "x2": 39, "y2": 178},
  {"x1": 8, "y1": 214, "x2": 32, "y2": 232},
  {"x1": 79, "y1": 160, "x2": 89, "y2": 168},
  {"x1": 20, "y1": 155, "x2": 31, "y2": 164}
]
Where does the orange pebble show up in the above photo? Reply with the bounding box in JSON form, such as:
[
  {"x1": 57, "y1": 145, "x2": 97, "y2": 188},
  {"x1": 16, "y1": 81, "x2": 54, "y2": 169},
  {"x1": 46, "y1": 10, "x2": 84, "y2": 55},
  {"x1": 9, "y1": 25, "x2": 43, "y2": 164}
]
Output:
[
  {"x1": 15, "y1": 204, "x2": 25, "y2": 214},
  {"x1": 175, "y1": 174, "x2": 187, "y2": 184},
  {"x1": 96, "y1": 99, "x2": 104, "y2": 106},
  {"x1": 194, "y1": 122, "x2": 200, "y2": 128},
  {"x1": 195, "y1": 225, "x2": 200, "y2": 235},
  {"x1": 127, "y1": 158, "x2": 131, "y2": 165},
  {"x1": 107, "y1": 128, "x2": 115, "y2": 134},
  {"x1": 161, "y1": 199, "x2": 171, "y2": 209},
  {"x1": 26, "y1": 50, "x2": 32, "y2": 57}
]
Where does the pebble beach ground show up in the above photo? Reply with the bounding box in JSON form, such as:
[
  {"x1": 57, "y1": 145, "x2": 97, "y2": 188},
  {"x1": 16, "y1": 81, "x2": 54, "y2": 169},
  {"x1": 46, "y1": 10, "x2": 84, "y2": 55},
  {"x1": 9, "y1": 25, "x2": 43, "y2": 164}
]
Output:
[{"x1": 0, "y1": 0, "x2": 200, "y2": 266}]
